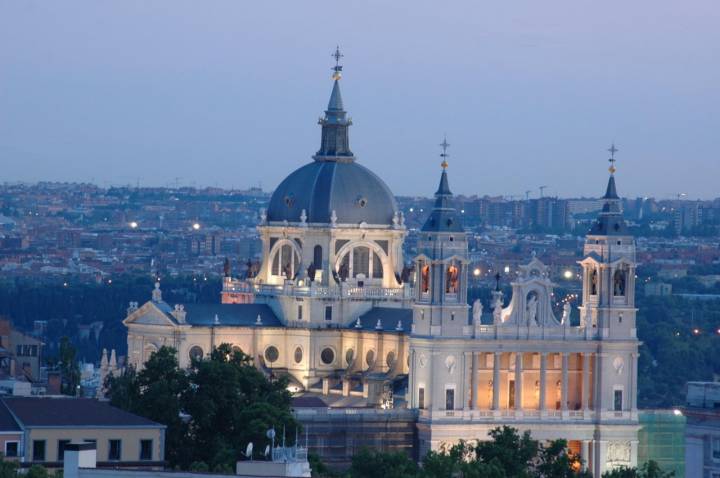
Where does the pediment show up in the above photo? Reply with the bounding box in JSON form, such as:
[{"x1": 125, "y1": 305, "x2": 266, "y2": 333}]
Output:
[{"x1": 123, "y1": 302, "x2": 177, "y2": 328}]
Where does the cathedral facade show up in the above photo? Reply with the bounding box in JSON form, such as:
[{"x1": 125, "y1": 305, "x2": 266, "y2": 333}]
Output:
[{"x1": 123, "y1": 57, "x2": 639, "y2": 475}]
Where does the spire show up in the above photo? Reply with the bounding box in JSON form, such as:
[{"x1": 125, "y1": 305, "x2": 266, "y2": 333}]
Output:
[
  {"x1": 589, "y1": 144, "x2": 627, "y2": 236},
  {"x1": 315, "y1": 46, "x2": 353, "y2": 161},
  {"x1": 422, "y1": 137, "x2": 463, "y2": 232},
  {"x1": 604, "y1": 143, "x2": 619, "y2": 199},
  {"x1": 435, "y1": 136, "x2": 452, "y2": 195}
]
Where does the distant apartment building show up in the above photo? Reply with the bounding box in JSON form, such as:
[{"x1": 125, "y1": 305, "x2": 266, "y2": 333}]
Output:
[{"x1": 644, "y1": 282, "x2": 672, "y2": 297}]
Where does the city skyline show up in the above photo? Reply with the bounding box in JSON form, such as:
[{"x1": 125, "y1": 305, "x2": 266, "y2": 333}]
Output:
[{"x1": 1, "y1": 1, "x2": 719, "y2": 200}]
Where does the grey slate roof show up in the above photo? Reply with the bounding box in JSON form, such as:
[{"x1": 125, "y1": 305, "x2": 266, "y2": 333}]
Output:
[
  {"x1": 422, "y1": 169, "x2": 464, "y2": 233},
  {"x1": 588, "y1": 174, "x2": 629, "y2": 236},
  {"x1": 1, "y1": 397, "x2": 163, "y2": 428},
  {"x1": 266, "y1": 77, "x2": 397, "y2": 226},
  {"x1": 350, "y1": 307, "x2": 412, "y2": 332},
  {"x1": 183, "y1": 303, "x2": 281, "y2": 327},
  {"x1": 0, "y1": 399, "x2": 20, "y2": 432},
  {"x1": 267, "y1": 160, "x2": 398, "y2": 225}
]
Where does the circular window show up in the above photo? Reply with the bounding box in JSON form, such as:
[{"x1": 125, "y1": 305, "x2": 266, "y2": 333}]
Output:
[
  {"x1": 386, "y1": 351, "x2": 396, "y2": 368},
  {"x1": 356, "y1": 196, "x2": 368, "y2": 208},
  {"x1": 189, "y1": 345, "x2": 204, "y2": 361},
  {"x1": 284, "y1": 194, "x2": 295, "y2": 207},
  {"x1": 321, "y1": 347, "x2": 335, "y2": 365},
  {"x1": 265, "y1": 346, "x2": 279, "y2": 364},
  {"x1": 366, "y1": 349, "x2": 375, "y2": 367},
  {"x1": 294, "y1": 347, "x2": 303, "y2": 364},
  {"x1": 345, "y1": 349, "x2": 355, "y2": 366}
]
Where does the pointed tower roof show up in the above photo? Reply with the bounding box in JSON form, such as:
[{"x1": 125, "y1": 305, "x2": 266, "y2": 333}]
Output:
[
  {"x1": 327, "y1": 79, "x2": 344, "y2": 111},
  {"x1": 314, "y1": 46, "x2": 353, "y2": 160},
  {"x1": 588, "y1": 144, "x2": 628, "y2": 236},
  {"x1": 265, "y1": 47, "x2": 398, "y2": 225},
  {"x1": 422, "y1": 138, "x2": 464, "y2": 233}
]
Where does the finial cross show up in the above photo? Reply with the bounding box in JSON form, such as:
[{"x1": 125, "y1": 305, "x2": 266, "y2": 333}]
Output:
[
  {"x1": 331, "y1": 46, "x2": 343, "y2": 78},
  {"x1": 439, "y1": 136, "x2": 450, "y2": 169},
  {"x1": 607, "y1": 143, "x2": 619, "y2": 173}
]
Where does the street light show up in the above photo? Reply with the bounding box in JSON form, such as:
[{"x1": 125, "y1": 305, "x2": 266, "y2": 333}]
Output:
[
  {"x1": 192, "y1": 222, "x2": 201, "y2": 230},
  {"x1": 129, "y1": 221, "x2": 138, "y2": 229},
  {"x1": 563, "y1": 270, "x2": 573, "y2": 280},
  {"x1": 473, "y1": 268, "x2": 481, "y2": 277}
]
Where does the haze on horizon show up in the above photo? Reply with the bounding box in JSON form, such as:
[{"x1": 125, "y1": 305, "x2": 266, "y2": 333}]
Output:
[{"x1": 1, "y1": 1, "x2": 718, "y2": 200}]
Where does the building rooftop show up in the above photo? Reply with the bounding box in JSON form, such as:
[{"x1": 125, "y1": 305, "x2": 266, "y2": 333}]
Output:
[{"x1": 1, "y1": 397, "x2": 164, "y2": 428}]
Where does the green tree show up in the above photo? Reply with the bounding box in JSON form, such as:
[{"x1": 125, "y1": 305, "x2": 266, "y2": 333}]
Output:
[
  {"x1": 536, "y1": 439, "x2": 591, "y2": 478},
  {"x1": 0, "y1": 453, "x2": 18, "y2": 478},
  {"x1": 25, "y1": 464, "x2": 49, "y2": 478},
  {"x1": 602, "y1": 460, "x2": 674, "y2": 478},
  {"x1": 107, "y1": 347, "x2": 190, "y2": 469},
  {"x1": 475, "y1": 426, "x2": 538, "y2": 477},
  {"x1": 348, "y1": 448, "x2": 419, "y2": 478},
  {"x1": 59, "y1": 336, "x2": 80, "y2": 395},
  {"x1": 182, "y1": 343, "x2": 299, "y2": 470},
  {"x1": 421, "y1": 440, "x2": 504, "y2": 478}
]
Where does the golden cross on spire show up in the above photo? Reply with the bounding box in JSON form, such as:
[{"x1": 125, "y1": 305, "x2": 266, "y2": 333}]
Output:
[
  {"x1": 331, "y1": 46, "x2": 343, "y2": 80},
  {"x1": 607, "y1": 143, "x2": 619, "y2": 174},
  {"x1": 440, "y1": 135, "x2": 450, "y2": 169}
]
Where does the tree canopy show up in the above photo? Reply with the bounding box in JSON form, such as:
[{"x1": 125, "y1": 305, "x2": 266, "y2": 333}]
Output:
[{"x1": 106, "y1": 344, "x2": 297, "y2": 470}]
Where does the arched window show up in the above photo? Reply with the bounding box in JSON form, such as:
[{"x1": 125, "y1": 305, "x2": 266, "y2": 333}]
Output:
[
  {"x1": 271, "y1": 242, "x2": 300, "y2": 279},
  {"x1": 613, "y1": 269, "x2": 626, "y2": 296},
  {"x1": 365, "y1": 349, "x2": 375, "y2": 368},
  {"x1": 336, "y1": 244, "x2": 386, "y2": 281},
  {"x1": 446, "y1": 262, "x2": 459, "y2": 294},
  {"x1": 313, "y1": 245, "x2": 323, "y2": 269},
  {"x1": 590, "y1": 269, "x2": 598, "y2": 295},
  {"x1": 420, "y1": 263, "x2": 430, "y2": 294}
]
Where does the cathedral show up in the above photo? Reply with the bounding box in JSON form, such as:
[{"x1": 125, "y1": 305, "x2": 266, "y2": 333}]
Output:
[{"x1": 123, "y1": 52, "x2": 639, "y2": 475}]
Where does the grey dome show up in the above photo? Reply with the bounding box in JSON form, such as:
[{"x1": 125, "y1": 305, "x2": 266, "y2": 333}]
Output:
[{"x1": 267, "y1": 160, "x2": 398, "y2": 225}]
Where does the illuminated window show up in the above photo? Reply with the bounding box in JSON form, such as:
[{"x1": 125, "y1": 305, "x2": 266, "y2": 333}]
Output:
[
  {"x1": 446, "y1": 263, "x2": 459, "y2": 294},
  {"x1": 271, "y1": 243, "x2": 300, "y2": 279}
]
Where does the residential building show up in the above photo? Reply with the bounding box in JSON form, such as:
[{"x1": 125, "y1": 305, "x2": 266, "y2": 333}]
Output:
[{"x1": 0, "y1": 397, "x2": 165, "y2": 470}]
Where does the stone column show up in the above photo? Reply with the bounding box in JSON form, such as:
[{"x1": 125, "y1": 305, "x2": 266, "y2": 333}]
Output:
[
  {"x1": 492, "y1": 352, "x2": 500, "y2": 410},
  {"x1": 581, "y1": 440, "x2": 590, "y2": 471},
  {"x1": 539, "y1": 353, "x2": 547, "y2": 411},
  {"x1": 514, "y1": 352, "x2": 522, "y2": 410},
  {"x1": 470, "y1": 352, "x2": 478, "y2": 409},
  {"x1": 561, "y1": 353, "x2": 569, "y2": 411},
  {"x1": 582, "y1": 352, "x2": 591, "y2": 410},
  {"x1": 630, "y1": 352, "x2": 638, "y2": 412}
]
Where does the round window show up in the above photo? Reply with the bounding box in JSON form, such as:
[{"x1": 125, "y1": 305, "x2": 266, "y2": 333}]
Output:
[
  {"x1": 366, "y1": 349, "x2": 375, "y2": 367},
  {"x1": 294, "y1": 347, "x2": 303, "y2": 364},
  {"x1": 386, "y1": 351, "x2": 396, "y2": 368},
  {"x1": 189, "y1": 345, "x2": 204, "y2": 361},
  {"x1": 265, "y1": 346, "x2": 279, "y2": 364},
  {"x1": 321, "y1": 347, "x2": 335, "y2": 365},
  {"x1": 345, "y1": 349, "x2": 355, "y2": 366}
]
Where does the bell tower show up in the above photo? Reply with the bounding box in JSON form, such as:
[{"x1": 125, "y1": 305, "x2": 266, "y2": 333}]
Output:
[
  {"x1": 578, "y1": 144, "x2": 637, "y2": 340},
  {"x1": 412, "y1": 139, "x2": 469, "y2": 338},
  {"x1": 579, "y1": 146, "x2": 640, "y2": 471}
]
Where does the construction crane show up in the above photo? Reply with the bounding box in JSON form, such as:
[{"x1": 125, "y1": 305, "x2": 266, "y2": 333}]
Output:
[{"x1": 539, "y1": 185, "x2": 547, "y2": 198}]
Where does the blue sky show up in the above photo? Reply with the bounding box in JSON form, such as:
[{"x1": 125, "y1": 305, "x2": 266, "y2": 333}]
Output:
[{"x1": 1, "y1": 1, "x2": 718, "y2": 199}]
